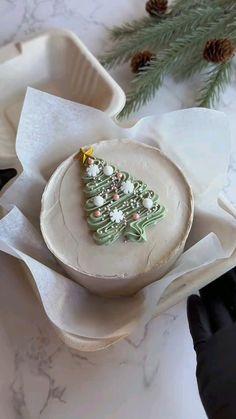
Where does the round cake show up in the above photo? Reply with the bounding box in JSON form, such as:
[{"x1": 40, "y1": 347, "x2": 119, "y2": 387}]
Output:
[{"x1": 40, "y1": 138, "x2": 193, "y2": 296}]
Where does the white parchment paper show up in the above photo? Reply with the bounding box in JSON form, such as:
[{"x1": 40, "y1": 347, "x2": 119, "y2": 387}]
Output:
[{"x1": 0, "y1": 88, "x2": 236, "y2": 342}]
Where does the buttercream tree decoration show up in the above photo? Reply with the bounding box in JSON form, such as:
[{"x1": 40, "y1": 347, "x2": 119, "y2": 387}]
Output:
[{"x1": 75, "y1": 147, "x2": 166, "y2": 245}]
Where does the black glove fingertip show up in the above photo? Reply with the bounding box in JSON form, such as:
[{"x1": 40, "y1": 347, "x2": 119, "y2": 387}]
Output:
[
  {"x1": 0, "y1": 168, "x2": 17, "y2": 191},
  {"x1": 187, "y1": 295, "x2": 212, "y2": 353}
]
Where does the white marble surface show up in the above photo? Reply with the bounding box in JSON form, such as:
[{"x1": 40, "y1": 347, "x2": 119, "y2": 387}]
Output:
[{"x1": 0, "y1": 1, "x2": 236, "y2": 418}]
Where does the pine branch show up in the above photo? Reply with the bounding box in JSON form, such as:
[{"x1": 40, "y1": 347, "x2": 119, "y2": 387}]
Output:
[
  {"x1": 217, "y1": 0, "x2": 236, "y2": 8},
  {"x1": 174, "y1": 8, "x2": 236, "y2": 80},
  {"x1": 118, "y1": 10, "x2": 236, "y2": 118},
  {"x1": 118, "y1": 65, "x2": 164, "y2": 119},
  {"x1": 101, "y1": 6, "x2": 225, "y2": 69},
  {"x1": 174, "y1": 15, "x2": 236, "y2": 81},
  {"x1": 174, "y1": 56, "x2": 209, "y2": 81},
  {"x1": 110, "y1": 17, "x2": 161, "y2": 41},
  {"x1": 109, "y1": 0, "x2": 207, "y2": 42},
  {"x1": 109, "y1": 0, "x2": 205, "y2": 42},
  {"x1": 172, "y1": 0, "x2": 236, "y2": 13},
  {"x1": 171, "y1": 0, "x2": 205, "y2": 15},
  {"x1": 197, "y1": 62, "x2": 233, "y2": 107},
  {"x1": 134, "y1": 11, "x2": 235, "y2": 90},
  {"x1": 103, "y1": 0, "x2": 236, "y2": 117}
]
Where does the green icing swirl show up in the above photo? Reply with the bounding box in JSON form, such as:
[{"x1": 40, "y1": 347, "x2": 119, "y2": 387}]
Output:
[{"x1": 82, "y1": 157, "x2": 167, "y2": 245}]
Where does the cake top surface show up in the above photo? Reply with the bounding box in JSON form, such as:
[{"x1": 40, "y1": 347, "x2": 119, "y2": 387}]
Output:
[{"x1": 41, "y1": 138, "x2": 193, "y2": 278}]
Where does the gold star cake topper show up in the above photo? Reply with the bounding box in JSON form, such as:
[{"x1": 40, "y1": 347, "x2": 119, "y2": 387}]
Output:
[{"x1": 74, "y1": 147, "x2": 94, "y2": 164}]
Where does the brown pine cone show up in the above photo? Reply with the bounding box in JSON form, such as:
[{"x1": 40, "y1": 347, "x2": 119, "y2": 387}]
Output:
[
  {"x1": 203, "y1": 39, "x2": 235, "y2": 64},
  {"x1": 130, "y1": 51, "x2": 156, "y2": 73},
  {"x1": 145, "y1": 0, "x2": 168, "y2": 16}
]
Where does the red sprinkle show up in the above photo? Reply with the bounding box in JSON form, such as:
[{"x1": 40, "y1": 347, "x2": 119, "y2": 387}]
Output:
[
  {"x1": 113, "y1": 193, "x2": 120, "y2": 201},
  {"x1": 87, "y1": 157, "x2": 94, "y2": 165},
  {"x1": 116, "y1": 172, "x2": 123, "y2": 179}
]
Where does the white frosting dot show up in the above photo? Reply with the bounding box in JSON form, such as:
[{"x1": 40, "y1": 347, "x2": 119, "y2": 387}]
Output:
[
  {"x1": 103, "y1": 165, "x2": 113, "y2": 176},
  {"x1": 93, "y1": 195, "x2": 104, "y2": 207},
  {"x1": 142, "y1": 198, "x2": 153, "y2": 209}
]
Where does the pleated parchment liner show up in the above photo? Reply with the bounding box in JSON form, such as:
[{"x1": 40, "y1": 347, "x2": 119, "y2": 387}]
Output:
[{"x1": 0, "y1": 88, "x2": 235, "y2": 351}]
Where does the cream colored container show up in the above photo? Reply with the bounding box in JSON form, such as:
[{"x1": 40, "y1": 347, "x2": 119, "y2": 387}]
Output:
[{"x1": 0, "y1": 29, "x2": 125, "y2": 169}]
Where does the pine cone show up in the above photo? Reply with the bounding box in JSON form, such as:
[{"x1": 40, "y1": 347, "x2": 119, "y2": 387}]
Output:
[
  {"x1": 203, "y1": 39, "x2": 235, "y2": 64},
  {"x1": 131, "y1": 51, "x2": 155, "y2": 73},
  {"x1": 145, "y1": 0, "x2": 168, "y2": 16}
]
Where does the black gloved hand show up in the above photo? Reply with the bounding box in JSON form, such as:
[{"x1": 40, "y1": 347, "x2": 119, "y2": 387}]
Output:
[
  {"x1": 187, "y1": 268, "x2": 236, "y2": 419},
  {"x1": 0, "y1": 168, "x2": 17, "y2": 191}
]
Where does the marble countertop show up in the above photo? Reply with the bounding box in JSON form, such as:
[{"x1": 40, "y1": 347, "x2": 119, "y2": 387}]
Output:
[{"x1": 0, "y1": 1, "x2": 236, "y2": 418}]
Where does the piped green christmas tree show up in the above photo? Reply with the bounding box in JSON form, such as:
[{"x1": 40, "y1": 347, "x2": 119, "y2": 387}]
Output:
[{"x1": 76, "y1": 147, "x2": 166, "y2": 245}]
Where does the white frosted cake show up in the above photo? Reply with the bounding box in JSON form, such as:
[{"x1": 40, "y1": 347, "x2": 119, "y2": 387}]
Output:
[{"x1": 40, "y1": 139, "x2": 193, "y2": 296}]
